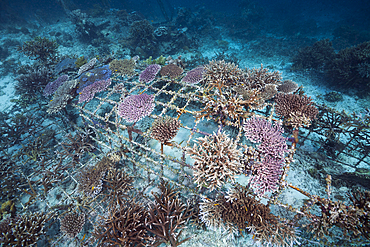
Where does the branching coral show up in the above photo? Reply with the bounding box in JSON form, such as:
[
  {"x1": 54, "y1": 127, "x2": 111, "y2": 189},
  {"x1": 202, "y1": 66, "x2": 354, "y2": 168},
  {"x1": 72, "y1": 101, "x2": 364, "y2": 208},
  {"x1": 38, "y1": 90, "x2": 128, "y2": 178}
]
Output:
[
  {"x1": 0, "y1": 212, "x2": 53, "y2": 246},
  {"x1": 59, "y1": 212, "x2": 85, "y2": 238},
  {"x1": 200, "y1": 185, "x2": 298, "y2": 246},
  {"x1": 274, "y1": 92, "x2": 319, "y2": 129},
  {"x1": 15, "y1": 65, "x2": 54, "y2": 102},
  {"x1": 150, "y1": 116, "x2": 180, "y2": 144},
  {"x1": 109, "y1": 58, "x2": 136, "y2": 76},
  {"x1": 93, "y1": 200, "x2": 150, "y2": 246},
  {"x1": 145, "y1": 181, "x2": 195, "y2": 247},
  {"x1": 201, "y1": 60, "x2": 244, "y2": 87},
  {"x1": 47, "y1": 79, "x2": 79, "y2": 114},
  {"x1": 102, "y1": 168, "x2": 133, "y2": 209},
  {"x1": 17, "y1": 36, "x2": 59, "y2": 64},
  {"x1": 243, "y1": 116, "x2": 290, "y2": 195},
  {"x1": 186, "y1": 131, "x2": 242, "y2": 191},
  {"x1": 77, "y1": 157, "x2": 113, "y2": 198}
]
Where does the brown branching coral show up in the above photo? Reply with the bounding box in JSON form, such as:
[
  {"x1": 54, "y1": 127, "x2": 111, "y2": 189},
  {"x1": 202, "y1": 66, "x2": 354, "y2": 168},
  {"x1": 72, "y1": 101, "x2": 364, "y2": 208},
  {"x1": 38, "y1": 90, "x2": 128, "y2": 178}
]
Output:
[
  {"x1": 55, "y1": 131, "x2": 95, "y2": 164},
  {"x1": 93, "y1": 200, "x2": 150, "y2": 246},
  {"x1": 201, "y1": 60, "x2": 244, "y2": 87},
  {"x1": 200, "y1": 185, "x2": 298, "y2": 246},
  {"x1": 145, "y1": 181, "x2": 195, "y2": 247},
  {"x1": 102, "y1": 168, "x2": 133, "y2": 209},
  {"x1": 275, "y1": 92, "x2": 319, "y2": 129},
  {"x1": 186, "y1": 131, "x2": 242, "y2": 191},
  {"x1": 17, "y1": 36, "x2": 59, "y2": 64},
  {"x1": 0, "y1": 212, "x2": 54, "y2": 246},
  {"x1": 243, "y1": 64, "x2": 283, "y2": 90},
  {"x1": 290, "y1": 177, "x2": 370, "y2": 242},
  {"x1": 77, "y1": 157, "x2": 113, "y2": 198},
  {"x1": 59, "y1": 212, "x2": 85, "y2": 238},
  {"x1": 150, "y1": 116, "x2": 180, "y2": 144}
]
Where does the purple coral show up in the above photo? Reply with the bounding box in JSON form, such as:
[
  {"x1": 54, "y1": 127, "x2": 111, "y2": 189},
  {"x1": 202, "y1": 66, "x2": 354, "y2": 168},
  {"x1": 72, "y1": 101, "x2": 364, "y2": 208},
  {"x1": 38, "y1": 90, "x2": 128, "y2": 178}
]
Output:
[
  {"x1": 139, "y1": 64, "x2": 161, "y2": 83},
  {"x1": 43, "y1": 74, "x2": 69, "y2": 96},
  {"x1": 117, "y1": 93, "x2": 155, "y2": 123},
  {"x1": 243, "y1": 116, "x2": 289, "y2": 195},
  {"x1": 181, "y1": 66, "x2": 204, "y2": 84},
  {"x1": 78, "y1": 78, "x2": 111, "y2": 103}
]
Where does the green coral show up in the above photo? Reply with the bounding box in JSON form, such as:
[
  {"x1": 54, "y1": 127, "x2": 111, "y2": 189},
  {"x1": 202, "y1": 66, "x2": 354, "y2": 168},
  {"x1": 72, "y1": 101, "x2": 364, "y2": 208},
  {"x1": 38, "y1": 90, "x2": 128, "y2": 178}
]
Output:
[
  {"x1": 75, "y1": 56, "x2": 88, "y2": 69},
  {"x1": 143, "y1": 55, "x2": 166, "y2": 65}
]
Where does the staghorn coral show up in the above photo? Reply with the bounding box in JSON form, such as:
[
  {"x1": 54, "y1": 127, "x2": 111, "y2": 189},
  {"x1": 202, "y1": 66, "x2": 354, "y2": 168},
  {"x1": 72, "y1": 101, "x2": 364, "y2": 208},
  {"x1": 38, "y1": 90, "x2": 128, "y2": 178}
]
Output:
[
  {"x1": 196, "y1": 88, "x2": 249, "y2": 127},
  {"x1": 201, "y1": 60, "x2": 244, "y2": 87},
  {"x1": 117, "y1": 93, "x2": 155, "y2": 123},
  {"x1": 200, "y1": 185, "x2": 298, "y2": 246},
  {"x1": 15, "y1": 65, "x2": 54, "y2": 102},
  {"x1": 78, "y1": 78, "x2": 111, "y2": 103},
  {"x1": 59, "y1": 212, "x2": 85, "y2": 238},
  {"x1": 17, "y1": 36, "x2": 59, "y2": 64},
  {"x1": 274, "y1": 92, "x2": 319, "y2": 129},
  {"x1": 243, "y1": 64, "x2": 283, "y2": 90},
  {"x1": 139, "y1": 64, "x2": 161, "y2": 83},
  {"x1": 292, "y1": 39, "x2": 335, "y2": 70},
  {"x1": 76, "y1": 157, "x2": 113, "y2": 198},
  {"x1": 0, "y1": 212, "x2": 53, "y2": 246},
  {"x1": 145, "y1": 181, "x2": 194, "y2": 247},
  {"x1": 150, "y1": 116, "x2": 180, "y2": 144},
  {"x1": 160, "y1": 64, "x2": 184, "y2": 79},
  {"x1": 186, "y1": 131, "x2": 242, "y2": 191},
  {"x1": 102, "y1": 168, "x2": 133, "y2": 209},
  {"x1": 109, "y1": 58, "x2": 136, "y2": 76},
  {"x1": 93, "y1": 200, "x2": 150, "y2": 246}
]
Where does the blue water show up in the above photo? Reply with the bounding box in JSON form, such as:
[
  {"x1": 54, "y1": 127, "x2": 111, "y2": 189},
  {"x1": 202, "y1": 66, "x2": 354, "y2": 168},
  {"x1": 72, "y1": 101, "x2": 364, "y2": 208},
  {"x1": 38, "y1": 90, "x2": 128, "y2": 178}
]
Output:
[{"x1": 1, "y1": 0, "x2": 370, "y2": 246}]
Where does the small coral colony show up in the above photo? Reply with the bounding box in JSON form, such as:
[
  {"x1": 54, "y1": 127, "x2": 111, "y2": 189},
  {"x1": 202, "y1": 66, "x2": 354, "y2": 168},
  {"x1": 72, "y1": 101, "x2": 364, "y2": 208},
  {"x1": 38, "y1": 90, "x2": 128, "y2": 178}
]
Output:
[{"x1": 1, "y1": 34, "x2": 370, "y2": 247}]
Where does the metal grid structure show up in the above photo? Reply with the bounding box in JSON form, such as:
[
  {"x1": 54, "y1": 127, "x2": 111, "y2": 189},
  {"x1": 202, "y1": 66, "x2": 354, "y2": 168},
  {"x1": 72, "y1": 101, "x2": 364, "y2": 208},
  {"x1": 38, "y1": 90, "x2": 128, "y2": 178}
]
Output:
[{"x1": 12, "y1": 72, "x2": 370, "y2": 245}]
